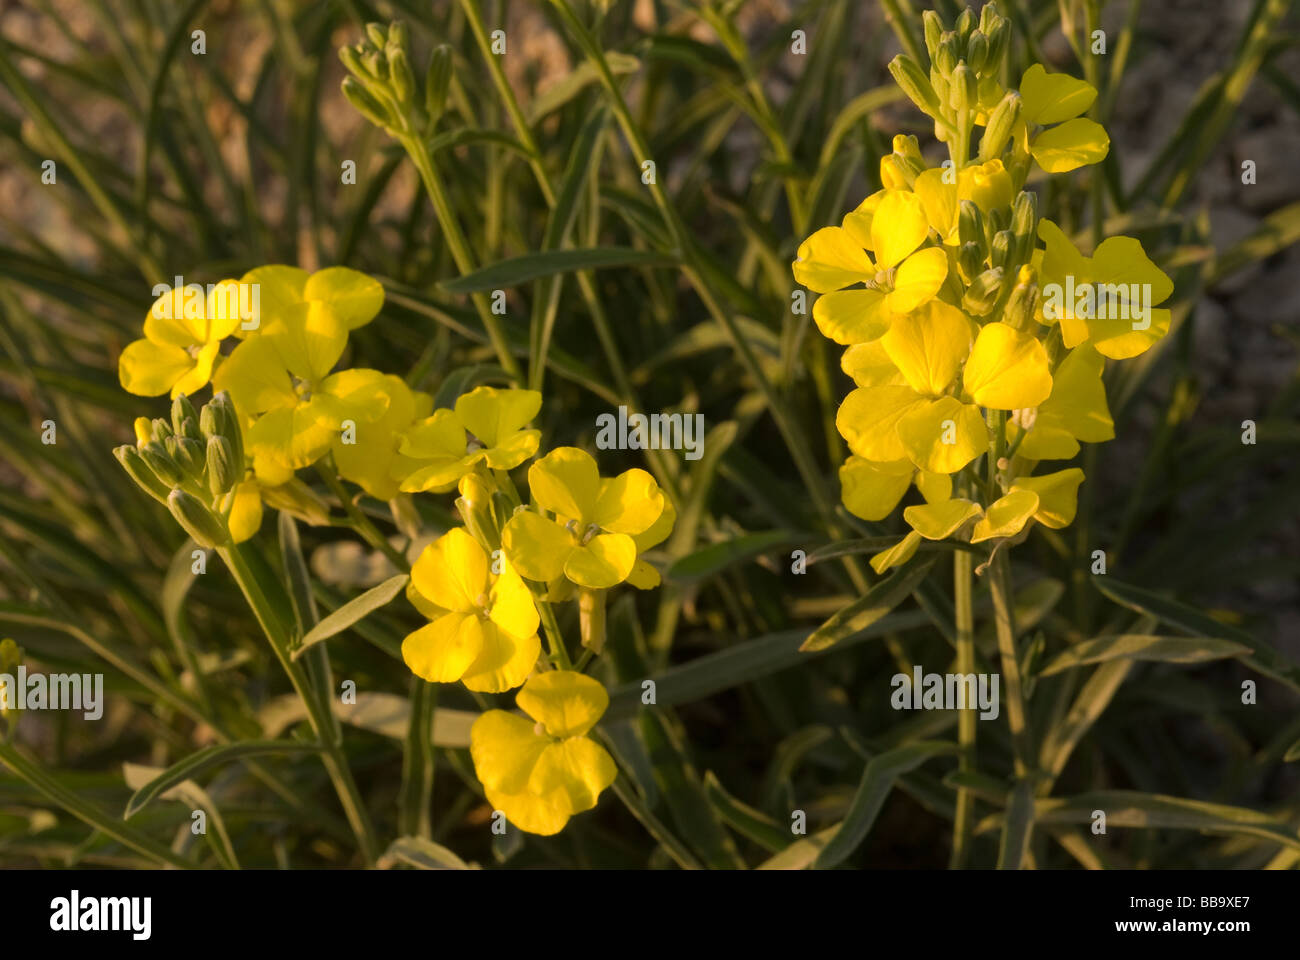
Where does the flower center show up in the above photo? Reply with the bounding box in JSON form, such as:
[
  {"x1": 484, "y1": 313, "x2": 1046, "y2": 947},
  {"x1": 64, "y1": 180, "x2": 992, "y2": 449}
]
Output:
[
  {"x1": 579, "y1": 523, "x2": 601, "y2": 546},
  {"x1": 292, "y1": 377, "x2": 313, "y2": 401},
  {"x1": 465, "y1": 431, "x2": 484, "y2": 454}
]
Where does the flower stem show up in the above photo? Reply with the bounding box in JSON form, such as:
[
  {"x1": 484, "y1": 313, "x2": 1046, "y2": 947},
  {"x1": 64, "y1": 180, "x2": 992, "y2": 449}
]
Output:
[
  {"x1": 989, "y1": 549, "x2": 1031, "y2": 776},
  {"x1": 317, "y1": 460, "x2": 409, "y2": 572},
  {"x1": 950, "y1": 495, "x2": 976, "y2": 869}
]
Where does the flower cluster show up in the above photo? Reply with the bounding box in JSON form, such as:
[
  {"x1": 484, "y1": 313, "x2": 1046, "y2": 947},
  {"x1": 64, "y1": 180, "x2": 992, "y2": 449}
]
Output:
[
  {"x1": 115, "y1": 258, "x2": 673, "y2": 836},
  {"x1": 796, "y1": 2, "x2": 1172, "y2": 573}
]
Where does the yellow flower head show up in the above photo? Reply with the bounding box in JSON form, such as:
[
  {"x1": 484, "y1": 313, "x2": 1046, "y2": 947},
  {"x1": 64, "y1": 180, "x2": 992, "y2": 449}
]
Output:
[
  {"x1": 470, "y1": 670, "x2": 617, "y2": 835},
  {"x1": 398, "y1": 386, "x2": 542, "y2": 493},
  {"x1": 240, "y1": 264, "x2": 385, "y2": 333},
  {"x1": 332, "y1": 374, "x2": 434, "y2": 500},
  {"x1": 794, "y1": 189, "x2": 949, "y2": 345},
  {"x1": 119, "y1": 279, "x2": 245, "y2": 398},
  {"x1": 402, "y1": 527, "x2": 540, "y2": 693},
  {"x1": 1035, "y1": 219, "x2": 1174, "y2": 358},
  {"x1": 212, "y1": 298, "x2": 390, "y2": 485},
  {"x1": 1018, "y1": 64, "x2": 1110, "y2": 174},
  {"x1": 502, "y1": 447, "x2": 666, "y2": 589}
]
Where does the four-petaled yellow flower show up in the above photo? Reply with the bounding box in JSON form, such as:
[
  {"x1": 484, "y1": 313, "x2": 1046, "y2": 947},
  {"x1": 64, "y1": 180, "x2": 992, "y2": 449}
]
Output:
[
  {"x1": 402, "y1": 527, "x2": 541, "y2": 692},
  {"x1": 119, "y1": 280, "x2": 244, "y2": 398},
  {"x1": 502, "y1": 447, "x2": 666, "y2": 589},
  {"x1": 470, "y1": 671, "x2": 617, "y2": 836},
  {"x1": 398, "y1": 386, "x2": 542, "y2": 493}
]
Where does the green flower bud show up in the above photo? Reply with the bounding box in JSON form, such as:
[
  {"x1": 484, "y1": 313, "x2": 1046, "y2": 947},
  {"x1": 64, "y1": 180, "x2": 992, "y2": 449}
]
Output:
[
  {"x1": 171, "y1": 394, "x2": 198, "y2": 437},
  {"x1": 966, "y1": 31, "x2": 988, "y2": 74},
  {"x1": 892, "y1": 134, "x2": 924, "y2": 165},
  {"x1": 985, "y1": 18, "x2": 1010, "y2": 72},
  {"x1": 1011, "y1": 190, "x2": 1038, "y2": 265},
  {"x1": 962, "y1": 266, "x2": 1005, "y2": 316},
  {"x1": 958, "y1": 199, "x2": 985, "y2": 249},
  {"x1": 386, "y1": 43, "x2": 414, "y2": 104},
  {"x1": 168, "y1": 489, "x2": 228, "y2": 548},
  {"x1": 980, "y1": 2, "x2": 1002, "y2": 34},
  {"x1": 955, "y1": 7, "x2": 976, "y2": 47},
  {"x1": 922, "y1": 10, "x2": 944, "y2": 63},
  {"x1": 114, "y1": 444, "x2": 172, "y2": 503},
  {"x1": 365, "y1": 22, "x2": 387, "y2": 48},
  {"x1": 1004, "y1": 265, "x2": 1041, "y2": 331},
  {"x1": 958, "y1": 241, "x2": 986, "y2": 285},
  {"x1": 978, "y1": 91, "x2": 1021, "y2": 162},
  {"x1": 206, "y1": 436, "x2": 237, "y2": 496},
  {"x1": 388, "y1": 21, "x2": 409, "y2": 51},
  {"x1": 425, "y1": 45, "x2": 453, "y2": 123},
  {"x1": 151, "y1": 417, "x2": 173, "y2": 444},
  {"x1": 889, "y1": 54, "x2": 944, "y2": 119},
  {"x1": 990, "y1": 229, "x2": 1014, "y2": 270},
  {"x1": 950, "y1": 63, "x2": 976, "y2": 115},
  {"x1": 342, "y1": 76, "x2": 395, "y2": 132},
  {"x1": 935, "y1": 32, "x2": 959, "y2": 75},
  {"x1": 142, "y1": 441, "x2": 183, "y2": 487},
  {"x1": 339, "y1": 44, "x2": 367, "y2": 80},
  {"x1": 174, "y1": 436, "x2": 206, "y2": 478}
]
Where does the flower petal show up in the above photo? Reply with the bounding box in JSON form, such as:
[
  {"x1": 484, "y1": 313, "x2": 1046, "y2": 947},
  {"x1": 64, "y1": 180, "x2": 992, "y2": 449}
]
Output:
[
  {"x1": 840, "y1": 341, "x2": 905, "y2": 388},
  {"x1": 1020, "y1": 63, "x2": 1097, "y2": 125},
  {"x1": 118, "y1": 338, "x2": 192, "y2": 397},
  {"x1": 1031, "y1": 118, "x2": 1110, "y2": 173},
  {"x1": 411, "y1": 527, "x2": 488, "y2": 613},
  {"x1": 970, "y1": 488, "x2": 1040, "y2": 543},
  {"x1": 592, "y1": 468, "x2": 663, "y2": 535},
  {"x1": 502, "y1": 512, "x2": 573, "y2": 583},
  {"x1": 563, "y1": 534, "x2": 636, "y2": 588},
  {"x1": 461, "y1": 619, "x2": 540, "y2": 693},
  {"x1": 871, "y1": 190, "x2": 929, "y2": 269},
  {"x1": 885, "y1": 247, "x2": 949, "y2": 314},
  {"x1": 882, "y1": 300, "x2": 972, "y2": 397},
  {"x1": 1011, "y1": 468, "x2": 1085, "y2": 529},
  {"x1": 529, "y1": 446, "x2": 601, "y2": 522},
  {"x1": 904, "y1": 498, "x2": 982, "y2": 540},
  {"x1": 870, "y1": 530, "x2": 922, "y2": 574},
  {"x1": 837, "y1": 385, "x2": 928, "y2": 462},
  {"x1": 241, "y1": 265, "x2": 309, "y2": 331},
  {"x1": 227, "y1": 480, "x2": 263, "y2": 543},
  {"x1": 962, "y1": 322, "x2": 1053, "y2": 410},
  {"x1": 488, "y1": 561, "x2": 541, "y2": 641},
  {"x1": 896, "y1": 397, "x2": 985, "y2": 473},
  {"x1": 212, "y1": 335, "x2": 296, "y2": 415},
  {"x1": 528, "y1": 738, "x2": 616, "y2": 815},
  {"x1": 792, "y1": 226, "x2": 875, "y2": 293},
  {"x1": 839, "y1": 456, "x2": 912, "y2": 522},
  {"x1": 515, "y1": 670, "x2": 609, "y2": 738},
  {"x1": 813, "y1": 289, "x2": 889, "y2": 345},
  {"x1": 470, "y1": 709, "x2": 549, "y2": 793},
  {"x1": 303, "y1": 266, "x2": 384, "y2": 330},
  {"x1": 455, "y1": 386, "x2": 542, "y2": 448},
  {"x1": 401, "y1": 612, "x2": 481, "y2": 683},
  {"x1": 266, "y1": 301, "x2": 346, "y2": 382}
]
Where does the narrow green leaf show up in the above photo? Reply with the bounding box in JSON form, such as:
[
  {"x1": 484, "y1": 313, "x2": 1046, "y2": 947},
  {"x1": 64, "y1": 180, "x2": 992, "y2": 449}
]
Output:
[
  {"x1": 378, "y1": 836, "x2": 475, "y2": 870},
  {"x1": 665, "y1": 530, "x2": 801, "y2": 584},
  {"x1": 702, "y1": 771, "x2": 788, "y2": 853},
  {"x1": 1039, "y1": 634, "x2": 1252, "y2": 676},
  {"x1": 813, "y1": 741, "x2": 957, "y2": 869},
  {"x1": 125, "y1": 740, "x2": 319, "y2": 818},
  {"x1": 996, "y1": 779, "x2": 1035, "y2": 870},
  {"x1": 293, "y1": 574, "x2": 409, "y2": 659},
  {"x1": 801, "y1": 559, "x2": 935, "y2": 652},
  {"x1": 441, "y1": 248, "x2": 679, "y2": 294}
]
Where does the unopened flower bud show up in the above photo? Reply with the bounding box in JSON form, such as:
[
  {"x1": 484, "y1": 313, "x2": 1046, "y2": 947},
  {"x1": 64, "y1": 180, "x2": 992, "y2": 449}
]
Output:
[
  {"x1": 206, "y1": 436, "x2": 237, "y2": 496},
  {"x1": 978, "y1": 91, "x2": 1021, "y2": 162},
  {"x1": 114, "y1": 445, "x2": 172, "y2": 503},
  {"x1": 922, "y1": 11, "x2": 944, "y2": 63},
  {"x1": 950, "y1": 63, "x2": 976, "y2": 115},
  {"x1": 958, "y1": 241, "x2": 986, "y2": 285},
  {"x1": 141, "y1": 441, "x2": 183, "y2": 487},
  {"x1": 578, "y1": 587, "x2": 607, "y2": 654},
  {"x1": 174, "y1": 436, "x2": 206, "y2": 478},
  {"x1": 167, "y1": 489, "x2": 229, "y2": 548},
  {"x1": 889, "y1": 54, "x2": 944, "y2": 119},
  {"x1": 425, "y1": 45, "x2": 453, "y2": 124},
  {"x1": 342, "y1": 76, "x2": 394, "y2": 132},
  {"x1": 151, "y1": 417, "x2": 173, "y2": 444},
  {"x1": 990, "y1": 229, "x2": 1014, "y2": 270},
  {"x1": 935, "y1": 33, "x2": 959, "y2": 75},
  {"x1": 955, "y1": 7, "x2": 976, "y2": 46},
  {"x1": 171, "y1": 394, "x2": 198, "y2": 437},
  {"x1": 963, "y1": 266, "x2": 1005, "y2": 316},
  {"x1": 966, "y1": 31, "x2": 988, "y2": 74},
  {"x1": 365, "y1": 22, "x2": 387, "y2": 48}
]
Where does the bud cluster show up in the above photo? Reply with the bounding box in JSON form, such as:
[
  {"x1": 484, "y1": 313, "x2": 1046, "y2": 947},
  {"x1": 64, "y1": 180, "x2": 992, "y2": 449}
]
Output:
[{"x1": 339, "y1": 21, "x2": 452, "y2": 142}]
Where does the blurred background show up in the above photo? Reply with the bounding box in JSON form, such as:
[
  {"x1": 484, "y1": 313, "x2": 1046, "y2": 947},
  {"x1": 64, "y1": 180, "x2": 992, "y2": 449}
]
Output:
[{"x1": 0, "y1": 0, "x2": 1297, "y2": 869}]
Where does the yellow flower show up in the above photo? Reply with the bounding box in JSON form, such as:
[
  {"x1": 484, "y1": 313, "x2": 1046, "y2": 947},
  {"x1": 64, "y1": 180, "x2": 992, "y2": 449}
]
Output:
[
  {"x1": 332, "y1": 375, "x2": 433, "y2": 500},
  {"x1": 1018, "y1": 64, "x2": 1110, "y2": 174},
  {"x1": 119, "y1": 280, "x2": 244, "y2": 398},
  {"x1": 402, "y1": 528, "x2": 540, "y2": 693},
  {"x1": 1035, "y1": 219, "x2": 1174, "y2": 358},
  {"x1": 240, "y1": 264, "x2": 385, "y2": 332},
  {"x1": 470, "y1": 671, "x2": 617, "y2": 836},
  {"x1": 1009, "y1": 344, "x2": 1114, "y2": 460},
  {"x1": 212, "y1": 299, "x2": 390, "y2": 485},
  {"x1": 502, "y1": 447, "x2": 665, "y2": 589},
  {"x1": 794, "y1": 189, "x2": 949, "y2": 345},
  {"x1": 913, "y1": 159, "x2": 1015, "y2": 240},
  {"x1": 398, "y1": 386, "x2": 542, "y2": 493},
  {"x1": 839, "y1": 456, "x2": 950, "y2": 523},
  {"x1": 836, "y1": 301, "x2": 1051, "y2": 474},
  {"x1": 626, "y1": 497, "x2": 677, "y2": 589}
]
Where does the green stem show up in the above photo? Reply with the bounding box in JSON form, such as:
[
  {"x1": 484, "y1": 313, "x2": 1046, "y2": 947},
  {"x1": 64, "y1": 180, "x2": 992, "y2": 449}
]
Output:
[
  {"x1": 950, "y1": 491, "x2": 976, "y2": 869},
  {"x1": 318, "y1": 460, "x2": 409, "y2": 572},
  {"x1": 399, "y1": 677, "x2": 437, "y2": 839},
  {"x1": 218, "y1": 542, "x2": 378, "y2": 864},
  {"x1": 989, "y1": 549, "x2": 1031, "y2": 776}
]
